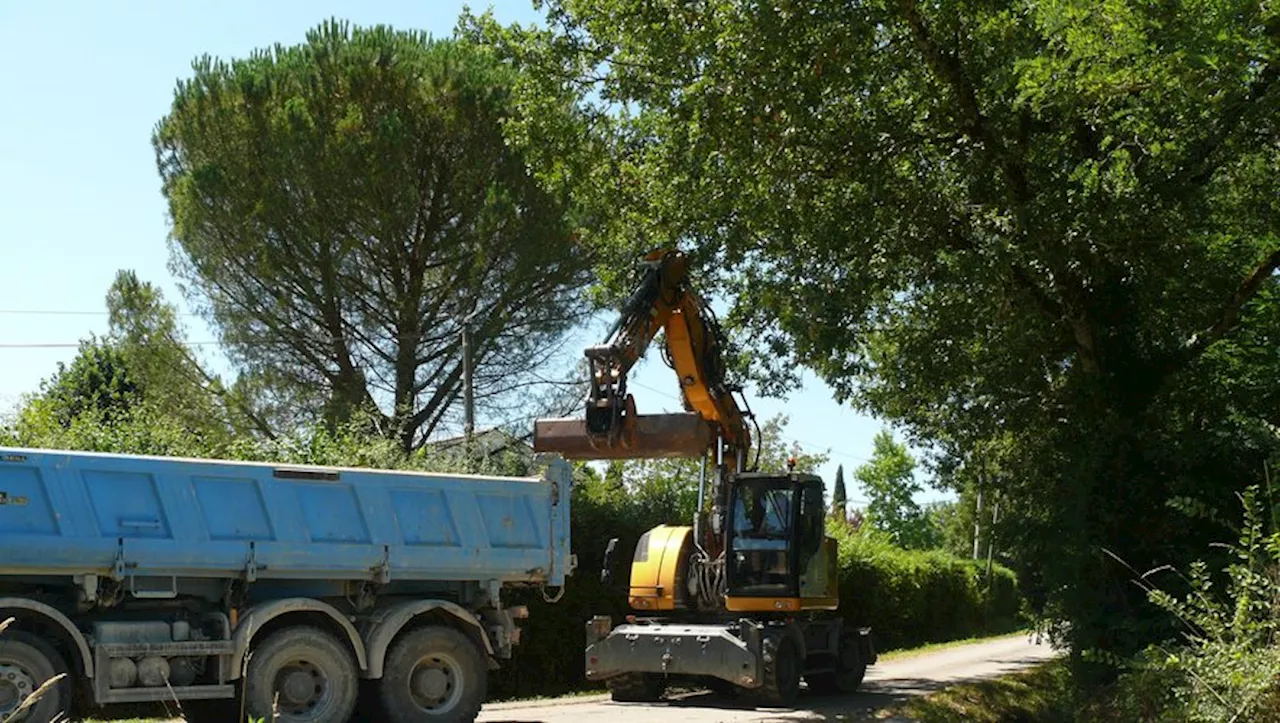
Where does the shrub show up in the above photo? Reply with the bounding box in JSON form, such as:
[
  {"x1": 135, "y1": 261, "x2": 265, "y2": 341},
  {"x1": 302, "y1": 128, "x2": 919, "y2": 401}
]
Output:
[{"x1": 1103, "y1": 483, "x2": 1280, "y2": 722}]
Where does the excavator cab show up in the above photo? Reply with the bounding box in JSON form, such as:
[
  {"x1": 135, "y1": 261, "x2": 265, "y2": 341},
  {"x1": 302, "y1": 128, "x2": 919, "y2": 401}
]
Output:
[{"x1": 724, "y1": 473, "x2": 837, "y2": 612}]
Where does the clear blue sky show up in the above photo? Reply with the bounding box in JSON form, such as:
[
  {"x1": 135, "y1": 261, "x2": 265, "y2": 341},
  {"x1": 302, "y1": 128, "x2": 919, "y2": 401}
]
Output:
[{"x1": 0, "y1": 0, "x2": 948, "y2": 506}]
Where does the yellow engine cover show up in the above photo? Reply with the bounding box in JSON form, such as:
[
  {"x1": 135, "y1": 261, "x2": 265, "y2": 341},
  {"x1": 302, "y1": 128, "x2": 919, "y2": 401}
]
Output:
[{"x1": 628, "y1": 524, "x2": 693, "y2": 611}]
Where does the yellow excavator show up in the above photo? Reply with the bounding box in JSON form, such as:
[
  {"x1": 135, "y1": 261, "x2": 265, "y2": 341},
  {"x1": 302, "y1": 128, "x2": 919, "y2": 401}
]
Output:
[{"x1": 533, "y1": 249, "x2": 876, "y2": 706}]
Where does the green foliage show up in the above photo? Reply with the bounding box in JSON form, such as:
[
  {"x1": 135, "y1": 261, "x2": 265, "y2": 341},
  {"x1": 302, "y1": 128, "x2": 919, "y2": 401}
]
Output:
[
  {"x1": 1102, "y1": 482, "x2": 1280, "y2": 722},
  {"x1": 465, "y1": 0, "x2": 1280, "y2": 670},
  {"x1": 855, "y1": 429, "x2": 941, "y2": 550},
  {"x1": 23, "y1": 337, "x2": 143, "y2": 429},
  {"x1": 4, "y1": 272, "x2": 286, "y2": 453},
  {"x1": 922, "y1": 499, "x2": 973, "y2": 560},
  {"x1": 153, "y1": 19, "x2": 594, "y2": 451}
]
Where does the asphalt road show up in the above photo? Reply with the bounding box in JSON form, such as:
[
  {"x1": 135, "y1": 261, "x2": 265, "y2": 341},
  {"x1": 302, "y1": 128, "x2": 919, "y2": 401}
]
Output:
[{"x1": 475, "y1": 634, "x2": 1058, "y2": 723}]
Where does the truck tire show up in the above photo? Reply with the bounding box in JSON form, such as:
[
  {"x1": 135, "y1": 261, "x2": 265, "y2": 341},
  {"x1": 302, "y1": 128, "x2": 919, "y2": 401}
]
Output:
[
  {"x1": 805, "y1": 632, "x2": 866, "y2": 695},
  {"x1": 754, "y1": 631, "x2": 800, "y2": 707},
  {"x1": 378, "y1": 626, "x2": 486, "y2": 723},
  {"x1": 0, "y1": 630, "x2": 71, "y2": 723},
  {"x1": 607, "y1": 673, "x2": 666, "y2": 702},
  {"x1": 242, "y1": 626, "x2": 358, "y2": 723}
]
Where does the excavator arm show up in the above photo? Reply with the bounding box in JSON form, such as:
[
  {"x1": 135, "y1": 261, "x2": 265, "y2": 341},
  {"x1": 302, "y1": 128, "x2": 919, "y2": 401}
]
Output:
[{"x1": 533, "y1": 249, "x2": 754, "y2": 470}]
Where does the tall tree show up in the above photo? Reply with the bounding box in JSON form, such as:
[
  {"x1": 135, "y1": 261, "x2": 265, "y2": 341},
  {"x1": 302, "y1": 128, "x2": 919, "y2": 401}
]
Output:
[
  {"x1": 106, "y1": 270, "x2": 277, "y2": 441},
  {"x1": 832, "y1": 463, "x2": 848, "y2": 520},
  {"x1": 153, "y1": 20, "x2": 593, "y2": 452},
  {"x1": 24, "y1": 337, "x2": 143, "y2": 430},
  {"x1": 466, "y1": 1, "x2": 1280, "y2": 664},
  {"x1": 854, "y1": 430, "x2": 935, "y2": 549}
]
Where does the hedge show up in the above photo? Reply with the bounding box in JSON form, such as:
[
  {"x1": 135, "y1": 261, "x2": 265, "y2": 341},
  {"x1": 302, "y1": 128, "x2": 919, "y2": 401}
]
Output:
[{"x1": 828, "y1": 523, "x2": 1021, "y2": 652}]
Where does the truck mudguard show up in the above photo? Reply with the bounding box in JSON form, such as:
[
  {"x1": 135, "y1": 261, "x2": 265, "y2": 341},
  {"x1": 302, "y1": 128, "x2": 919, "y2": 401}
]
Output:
[
  {"x1": 362, "y1": 599, "x2": 491, "y2": 678},
  {"x1": 0, "y1": 596, "x2": 95, "y2": 677},
  {"x1": 229, "y1": 597, "x2": 369, "y2": 680}
]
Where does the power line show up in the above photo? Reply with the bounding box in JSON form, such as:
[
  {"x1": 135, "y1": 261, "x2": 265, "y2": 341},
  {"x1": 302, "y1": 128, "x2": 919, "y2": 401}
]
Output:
[
  {"x1": 0, "y1": 309, "x2": 200, "y2": 317},
  {"x1": 0, "y1": 341, "x2": 225, "y2": 349}
]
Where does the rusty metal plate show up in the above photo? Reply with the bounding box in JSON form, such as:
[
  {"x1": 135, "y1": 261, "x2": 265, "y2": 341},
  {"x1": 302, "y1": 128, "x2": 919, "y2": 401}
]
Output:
[{"x1": 533, "y1": 413, "x2": 712, "y2": 459}]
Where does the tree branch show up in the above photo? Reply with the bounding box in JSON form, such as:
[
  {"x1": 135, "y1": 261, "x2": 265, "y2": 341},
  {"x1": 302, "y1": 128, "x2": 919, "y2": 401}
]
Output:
[
  {"x1": 1172, "y1": 245, "x2": 1280, "y2": 370},
  {"x1": 894, "y1": 0, "x2": 1030, "y2": 207}
]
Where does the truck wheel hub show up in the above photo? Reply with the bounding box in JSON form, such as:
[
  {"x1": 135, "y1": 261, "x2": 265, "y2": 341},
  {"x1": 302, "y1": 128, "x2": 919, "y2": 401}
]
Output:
[
  {"x1": 413, "y1": 668, "x2": 448, "y2": 699},
  {"x1": 276, "y1": 662, "x2": 325, "y2": 712},
  {"x1": 0, "y1": 664, "x2": 34, "y2": 717},
  {"x1": 408, "y1": 653, "x2": 461, "y2": 712}
]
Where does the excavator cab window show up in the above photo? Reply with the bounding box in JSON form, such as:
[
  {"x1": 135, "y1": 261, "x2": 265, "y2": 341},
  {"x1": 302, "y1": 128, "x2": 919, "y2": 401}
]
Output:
[
  {"x1": 726, "y1": 478, "x2": 796, "y2": 597},
  {"x1": 797, "y1": 478, "x2": 825, "y2": 567}
]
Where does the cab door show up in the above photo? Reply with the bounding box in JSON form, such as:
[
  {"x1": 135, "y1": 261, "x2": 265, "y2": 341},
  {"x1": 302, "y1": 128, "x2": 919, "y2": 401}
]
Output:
[{"x1": 798, "y1": 479, "x2": 836, "y2": 606}]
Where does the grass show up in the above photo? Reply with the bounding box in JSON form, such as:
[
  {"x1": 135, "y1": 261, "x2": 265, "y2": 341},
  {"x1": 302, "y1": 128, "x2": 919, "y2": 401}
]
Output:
[
  {"x1": 876, "y1": 629, "x2": 1033, "y2": 663},
  {"x1": 882, "y1": 658, "x2": 1074, "y2": 723}
]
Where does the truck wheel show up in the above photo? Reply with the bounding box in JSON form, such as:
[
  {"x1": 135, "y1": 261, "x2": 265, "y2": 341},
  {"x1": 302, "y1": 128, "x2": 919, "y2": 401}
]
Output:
[
  {"x1": 755, "y1": 632, "x2": 800, "y2": 707},
  {"x1": 378, "y1": 626, "x2": 486, "y2": 723},
  {"x1": 0, "y1": 630, "x2": 70, "y2": 723},
  {"x1": 607, "y1": 673, "x2": 666, "y2": 703},
  {"x1": 242, "y1": 626, "x2": 358, "y2": 723}
]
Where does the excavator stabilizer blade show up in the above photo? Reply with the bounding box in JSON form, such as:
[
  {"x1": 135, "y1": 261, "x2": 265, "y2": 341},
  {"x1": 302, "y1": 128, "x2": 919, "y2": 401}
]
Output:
[{"x1": 533, "y1": 413, "x2": 712, "y2": 459}]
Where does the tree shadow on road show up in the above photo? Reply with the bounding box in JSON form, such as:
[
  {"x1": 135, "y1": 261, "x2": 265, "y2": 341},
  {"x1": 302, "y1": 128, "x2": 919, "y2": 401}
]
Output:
[{"x1": 480, "y1": 652, "x2": 1057, "y2": 723}]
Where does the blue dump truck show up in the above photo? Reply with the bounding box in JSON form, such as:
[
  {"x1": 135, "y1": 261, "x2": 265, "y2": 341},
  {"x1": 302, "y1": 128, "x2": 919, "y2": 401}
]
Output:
[{"x1": 0, "y1": 446, "x2": 573, "y2": 723}]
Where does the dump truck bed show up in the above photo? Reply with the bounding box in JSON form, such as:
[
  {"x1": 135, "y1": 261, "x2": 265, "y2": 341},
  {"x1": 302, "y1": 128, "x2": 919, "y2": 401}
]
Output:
[{"x1": 0, "y1": 446, "x2": 572, "y2": 587}]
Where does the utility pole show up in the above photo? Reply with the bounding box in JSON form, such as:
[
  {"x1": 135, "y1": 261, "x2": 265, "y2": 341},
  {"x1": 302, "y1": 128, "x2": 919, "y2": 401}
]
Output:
[
  {"x1": 985, "y1": 497, "x2": 999, "y2": 588},
  {"x1": 461, "y1": 317, "x2": 475, "y2": 444},
  {"x1": 973, "y1": 467, "x2": 984, "y2": 560}
]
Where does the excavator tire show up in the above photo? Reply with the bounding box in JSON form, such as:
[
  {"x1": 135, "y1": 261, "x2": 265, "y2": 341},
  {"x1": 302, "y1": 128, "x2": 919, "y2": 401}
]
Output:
[
  {"x1": 753, "y1": 630, "x2": 801, "y2": 707},
  {"x1": 607, "y1": 672, "x2": 667, "y2": 702},
  {"x1": 805, "y1": 631, "x2": 867, "y2": 695}
]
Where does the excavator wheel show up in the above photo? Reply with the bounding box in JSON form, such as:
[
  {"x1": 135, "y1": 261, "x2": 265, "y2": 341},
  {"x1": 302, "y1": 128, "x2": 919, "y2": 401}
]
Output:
[
  {"x1": 805, "y1": 631, "x2": 867, "y2": 695},
  {"x1": 753, "y1": 630, "x2": 801, "y2": 707},
  {"x1": 607, "y1": 672, "x2": 667, "y2": 702}
]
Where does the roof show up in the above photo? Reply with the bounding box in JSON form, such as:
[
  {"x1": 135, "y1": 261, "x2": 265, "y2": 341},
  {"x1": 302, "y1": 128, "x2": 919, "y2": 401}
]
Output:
[{"x1": 427, "y1": 427, "x2": 533, "y2": 458}]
